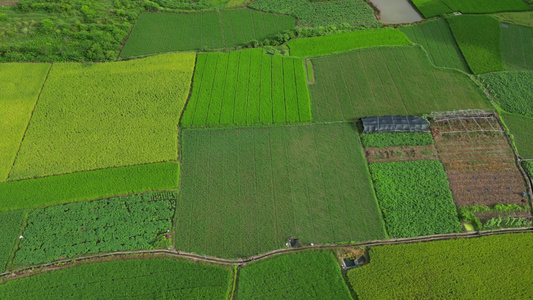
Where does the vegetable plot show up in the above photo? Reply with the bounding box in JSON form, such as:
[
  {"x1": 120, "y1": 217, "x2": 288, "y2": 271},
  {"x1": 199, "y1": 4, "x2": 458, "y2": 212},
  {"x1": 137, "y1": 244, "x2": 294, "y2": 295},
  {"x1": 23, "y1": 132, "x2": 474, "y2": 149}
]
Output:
[{"x1": 0, "y1": 210, "x2": 25, "y2": 273}]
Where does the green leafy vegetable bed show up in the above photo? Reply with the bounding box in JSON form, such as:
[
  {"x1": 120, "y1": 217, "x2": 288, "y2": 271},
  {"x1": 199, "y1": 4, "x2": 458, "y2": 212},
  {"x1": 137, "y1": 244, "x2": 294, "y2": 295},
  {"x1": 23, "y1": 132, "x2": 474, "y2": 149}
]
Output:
[{"x1": 361, "y1": 132, "x2": 434, "y2": 148}]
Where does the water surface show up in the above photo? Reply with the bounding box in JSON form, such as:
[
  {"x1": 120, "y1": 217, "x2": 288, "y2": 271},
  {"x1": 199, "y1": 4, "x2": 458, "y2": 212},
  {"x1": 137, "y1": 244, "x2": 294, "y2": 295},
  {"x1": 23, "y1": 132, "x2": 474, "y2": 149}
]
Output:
[{"x1": 370, "y1": 0, "x2": 423, "y2": 24}]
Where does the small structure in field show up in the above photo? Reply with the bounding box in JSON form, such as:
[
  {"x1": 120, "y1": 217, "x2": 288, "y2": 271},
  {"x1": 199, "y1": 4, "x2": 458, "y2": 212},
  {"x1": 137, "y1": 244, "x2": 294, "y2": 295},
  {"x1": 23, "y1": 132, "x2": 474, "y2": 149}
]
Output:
[{"x1": 361, "y1": 115, "x2": 430, "y2": 133}]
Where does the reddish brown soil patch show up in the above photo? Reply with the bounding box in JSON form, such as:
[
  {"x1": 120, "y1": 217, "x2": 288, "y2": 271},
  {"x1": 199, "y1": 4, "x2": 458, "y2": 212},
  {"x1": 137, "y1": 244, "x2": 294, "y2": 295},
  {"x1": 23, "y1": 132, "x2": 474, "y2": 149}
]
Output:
[
  {"x1": 432, "y1": 116, "x2": 529, "y2": 207},
  {"x1": 0, "y1": 0, "x2": 19, "y2": 7},
  {"x1": 365, "y1": 145, "x2": 438, "y2": 163}
]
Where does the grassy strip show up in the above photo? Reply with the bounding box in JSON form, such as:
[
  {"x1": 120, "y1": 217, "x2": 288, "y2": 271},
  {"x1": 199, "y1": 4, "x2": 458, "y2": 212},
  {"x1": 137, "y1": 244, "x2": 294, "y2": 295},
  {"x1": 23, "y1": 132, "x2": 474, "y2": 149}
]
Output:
[
  {"x1": 287, "y1": 28, "x2": 411, "y2": 57},
  {"x1": 448, "y1": 15, "x2": 504, "y2": 74},
  {"x1": 236, "y1": 251, "x2": 352, "y2": 299},
  {"x1": 480, "y1": 71, "x2": 533, "y2": 117},
  {"x1": 360, "y1": 132, "x2": 434, "y2": 148},
  {"x1": 411, "y1": 0, "x2": 453, "y2": 18},
  {"x1": 0, "y1": 259, "x2": 232, "y2": 299},
  {"x1": 369, "y1": 160, "x2": 461, "y2": 238},
  {"x1": 0, "y1": 210, "x2": 25, "y2": 273},
  {"x1": 0, "y1": 162, "x2": 179, "y2": 212},
  {"x1": 412, "y1": 0, "x2": 531, "y2": 18},
  {"x1": 348, "y1": 234, "x2": 533, "y2": 298},
  {"x1": 493, "y1": 11, "x2": 533, "y2": 27},
  {"x1": 0, "y1": 63, "x2": 50, "y2": 182}
]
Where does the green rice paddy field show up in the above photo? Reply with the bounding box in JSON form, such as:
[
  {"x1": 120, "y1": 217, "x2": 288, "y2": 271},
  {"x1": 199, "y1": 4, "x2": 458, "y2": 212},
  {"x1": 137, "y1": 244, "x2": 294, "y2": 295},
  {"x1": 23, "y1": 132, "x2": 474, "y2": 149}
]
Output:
[
  {"x1": 120, "y1": 10, "x2": 295, "y2": 58},
  {"x1": 181, "y1": 49, "x2": 311, "y2": 127},
  {"x1": 176, "y1": 123, "x2": 386, "y2": 258},
  {"x1": 308, "y1": 46, "x2": 490, "y2": 122}
]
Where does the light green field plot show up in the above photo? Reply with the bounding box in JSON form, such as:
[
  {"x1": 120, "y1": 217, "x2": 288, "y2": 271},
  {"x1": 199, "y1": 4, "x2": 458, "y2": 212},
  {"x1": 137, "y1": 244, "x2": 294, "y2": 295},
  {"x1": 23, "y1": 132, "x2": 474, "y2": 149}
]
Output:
[
  {"x1": 8, "y1": 53, "x2": 194, "y2": 180},
  {"x1": 0, "y1": 63, "x2": 50, "y2": 182},
  {"x1": 448, "y1": 15, "x2": 504, "y2": 74},
  {"x1": 501, "y1": 24, "x2": 533, "y2": 71},
  {"x1": 236, "y1": 252, "x2": 352, "y2": 300},
  {"x1": 14, "y1": 191, "x2": 176, "y2": 265},
  {"x1": 400, "y1": 19, "x2": 469, "y2": 72},
  {"x1": 176, "y1": 123, "x2": 386, "y2": 258},
  {"x1": 412, "y1": 0, "x2": 531, "y2": 18},
  {"x1": 501, "y1": 113, "x2": 533, "y2": 159},
  {"x1": 120, "y1": 10, "x2": 295, "y2": 58},
  {"x1": 480, "y1": 71, "x2": 533, "y2": 117},
  {"x1": 249, "y1": 0, "x2": 378, "y2": 27},
  {"x1": 494, "y1": 11, "x2": 533, "y2": 27},
  {"x1": 0, "y1": 210, "x2": 25, "y2": 273},
  {"x1": 348, "y1": 234, "x2": 533, "y2": 299},
  {"x1": 181, "y1": 49, "x2": 311, "y2": 127},
  {"x1": 0, "y1": 162, "x2": 179, "y2": 212},
  {"x1": 309, "y1": 46, "x2": 490, "y2": 122},
  {"x1": 0, "y1": 259, "x2": 232, "y2": 299},
  {"x1": 288, "y1": 28, "x2": 411, "y2": 57}
]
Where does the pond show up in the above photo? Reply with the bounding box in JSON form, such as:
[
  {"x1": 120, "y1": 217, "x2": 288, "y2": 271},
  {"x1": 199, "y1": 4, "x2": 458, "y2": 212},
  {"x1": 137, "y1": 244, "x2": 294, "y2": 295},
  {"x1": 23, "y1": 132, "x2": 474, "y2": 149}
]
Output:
[{"x1": 370, "y1": 0, "x2": 423, "y2": 24}]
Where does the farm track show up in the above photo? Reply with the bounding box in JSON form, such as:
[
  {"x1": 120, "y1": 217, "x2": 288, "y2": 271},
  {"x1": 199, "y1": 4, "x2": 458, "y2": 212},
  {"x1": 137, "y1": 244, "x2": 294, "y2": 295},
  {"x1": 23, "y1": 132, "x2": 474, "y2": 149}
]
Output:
[{"x1": 2, "y1": 228, "x2": 533, "y2": 280}]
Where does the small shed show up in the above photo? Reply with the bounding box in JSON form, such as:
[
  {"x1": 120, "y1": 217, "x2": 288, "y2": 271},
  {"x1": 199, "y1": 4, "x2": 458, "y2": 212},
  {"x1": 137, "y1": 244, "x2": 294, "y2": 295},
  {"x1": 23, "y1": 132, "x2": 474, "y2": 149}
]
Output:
[{"x1": 361, "y1": 116, "x2": 430, "y2": 134}]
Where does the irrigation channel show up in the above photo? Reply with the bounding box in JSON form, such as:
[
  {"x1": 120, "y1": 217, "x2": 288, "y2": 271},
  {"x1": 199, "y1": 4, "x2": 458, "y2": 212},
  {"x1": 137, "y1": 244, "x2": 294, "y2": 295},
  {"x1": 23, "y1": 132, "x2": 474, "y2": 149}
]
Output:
[{"x1": 2, "y1": 227, "x2": 532, "y2": 279}]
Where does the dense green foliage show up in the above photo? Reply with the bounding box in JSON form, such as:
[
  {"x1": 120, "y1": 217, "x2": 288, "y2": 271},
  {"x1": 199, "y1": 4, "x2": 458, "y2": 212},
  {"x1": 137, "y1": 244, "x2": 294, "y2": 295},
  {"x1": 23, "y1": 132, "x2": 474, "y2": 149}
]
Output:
[
  {"x1": 501, "y1": 113, "x2": 533, "y2": 159},
  {"x1": 360, "y1": 132, "x2": 434, "y2": 148},
  {"x1": 0, "y1": 63, "x2": 50, "y2": 182},
  {"x1": 249, "y1": 0, "x2": 378, "y2": 27},
  {"x1": 448, "y1": 15, "x2": 504, "y2": 74},
  {"x1": 400, "y1": 19, "x2": 468, "y2": 72},
  {"x1": 0, "y1": 259, "x2": 232, "y2": 299},
  {"x1": 369, "y1": 160, "x2": 461, "y2": 238},
  {"x1": 480, "y1": 71, "x2": 533, "y2": 117},
  {"x1": 236, "y1": 252, "x2": 352, "y2": 299},
  {"x1": 14, "y1": 191, "x2": 176, "y2": 264},
  {"x1": 0, "y1": 162, "x2": 180, "y2": 212},
  {"x1": 412, "y1": 0, "x2": 531, "y2": 18},
  {"x1": 176, "y1": 123, "x2": 386, "y2": 258},
  {"x1": 0, "y1": 210, "x2": 25, "y2": 273},
  {"x1": 309, "y1": 46, "x2": 490, "y2": 122},
  {"x1": 501, "y1": 24, "x2": 533, "y2": 71},
  {"x1": 120, "y1": 10, "x2": 295, "y2": 58},
  {"x1": 287, "y1": 28, "x2": 410, "y2": 57},
  {"x1": 9, "y1": 53, "x2": 194, "y2": 180},
  {"x1": 524, "y1": 161, "x2": 533, "y2": 176},
  {"x1": 181, "y1": 49, "x2": 311, "y2": 127},
  {"x1": 348, "y1": 234, "x2": 533, "y2": 298}
]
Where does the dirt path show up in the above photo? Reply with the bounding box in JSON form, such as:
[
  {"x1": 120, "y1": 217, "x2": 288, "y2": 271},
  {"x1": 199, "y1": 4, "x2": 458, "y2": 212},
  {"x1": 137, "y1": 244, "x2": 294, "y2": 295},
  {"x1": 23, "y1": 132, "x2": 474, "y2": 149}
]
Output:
[{"x1": 2, "y1": 228, "x2": 532, "y2": 280}]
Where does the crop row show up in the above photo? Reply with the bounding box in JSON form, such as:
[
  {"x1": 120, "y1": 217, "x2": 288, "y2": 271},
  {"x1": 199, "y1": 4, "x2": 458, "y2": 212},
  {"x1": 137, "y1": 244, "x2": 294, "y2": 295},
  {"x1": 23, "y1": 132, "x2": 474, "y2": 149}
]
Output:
[
  {"x1": 0, "y1": 162, "x2": 180, "y2": 212},
  {"x1": 181, "y1": 49, "x2": 311, "y2": 127},
  {"x1": 360, "y1": 132, "x2": 434, "y2": 148},
  {"x1": 412, "y1": 0, "x2": 531, "y2": 18},
  {"x1": 369, "y1": 160, "x2": 462, "y2": 238}
]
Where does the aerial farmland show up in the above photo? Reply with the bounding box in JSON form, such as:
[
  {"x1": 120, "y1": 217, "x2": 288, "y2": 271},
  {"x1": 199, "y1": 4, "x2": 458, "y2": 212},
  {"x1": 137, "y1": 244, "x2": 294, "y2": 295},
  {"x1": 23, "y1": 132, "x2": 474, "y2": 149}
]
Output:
[{"x1": 1, "y1": 0, "x2": 533, "y2": 298}]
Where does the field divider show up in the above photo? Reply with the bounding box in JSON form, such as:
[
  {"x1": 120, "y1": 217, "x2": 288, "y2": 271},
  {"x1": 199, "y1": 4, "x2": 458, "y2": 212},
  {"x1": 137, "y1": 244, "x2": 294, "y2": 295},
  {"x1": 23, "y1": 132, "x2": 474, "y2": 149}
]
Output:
[{"x1": 2, "y1": 227, "x2": 533, "y2": 280}]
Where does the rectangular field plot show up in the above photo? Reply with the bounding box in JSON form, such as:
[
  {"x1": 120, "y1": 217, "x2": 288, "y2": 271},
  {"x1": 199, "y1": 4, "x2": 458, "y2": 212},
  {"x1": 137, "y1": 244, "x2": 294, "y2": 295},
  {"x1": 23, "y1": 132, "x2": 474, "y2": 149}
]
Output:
[
  {"x1": 502, "y1": 113, "x2": 533, "y2": 159},
  {"x1": 0, "y1": 210, "x2": 25, "y2": 273},
  {"x1": 412, "y1": 0, "x2": 531, "y2": 18},
  {"x1": 8, "y1": 53, "x2": 194, "y2": 180},
  {"x1": 348, "y1": 234, "x2": 533, "y2": 299},
  {"x1": 400, "y1": 19, "x2": 469, "y2": 72},
  {"x1": 0, "y1": 63, "x2": 50, "y2": 182},
  {"x1": 181, "y1": 49, "x2": 311, "y2": 127},
  {"x1": 308, "y1": 46, "x2": 490, "y2": 122},
  {"x1": 0, "y1": 259, "x2": 232, "y2": 299},
  {"x1": 176, "y1": 123, "x2": 386, "y2": 258},
  {"x1": 501, "y1": 24, "x2": 533, "y2": 71},
  {"x1": 236, "y1": 252, "x2": 352, "y2": 300},
  {"x1": 120, "y1": 10, "x2": 295, "y2": 58}
]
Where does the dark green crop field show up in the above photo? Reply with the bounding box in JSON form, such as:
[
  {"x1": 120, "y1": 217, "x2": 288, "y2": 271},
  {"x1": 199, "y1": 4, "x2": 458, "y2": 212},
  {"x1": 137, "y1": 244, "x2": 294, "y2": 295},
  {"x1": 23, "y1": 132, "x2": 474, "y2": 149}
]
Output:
[
  {"x1": 400, "y1": 19, "x2": 469, "y2": 72},
  {"x1": 236, "y1": 251, "x2": 352, "y2": 299},
  {"x1": 0, "y1": 259, "x2": 232, "y2": 299},
  {"x1": 0, "y1": 210, "x2": 25, "y2": 273},
  {"x1": 309, "y1": 46, "x2": 490, "y2": 122},
  {"x1": 412, "y1": 0, "x2": 531, "y2": 18},
  {"x1": 348, "y1": 234, "x2": 533, "y2": 299},
  {"x1": 176, "y1": 123, "x2": 386, "y2": 258},
  {"x1": 501, "y1": 24, "x2": 533, "y2": 71},
  {"x1": 181, "y1": 49, "x2": 311, "y2": 127},
  {"x1": 120, "y1": 10, "x2": 295, "y2": 58}
]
